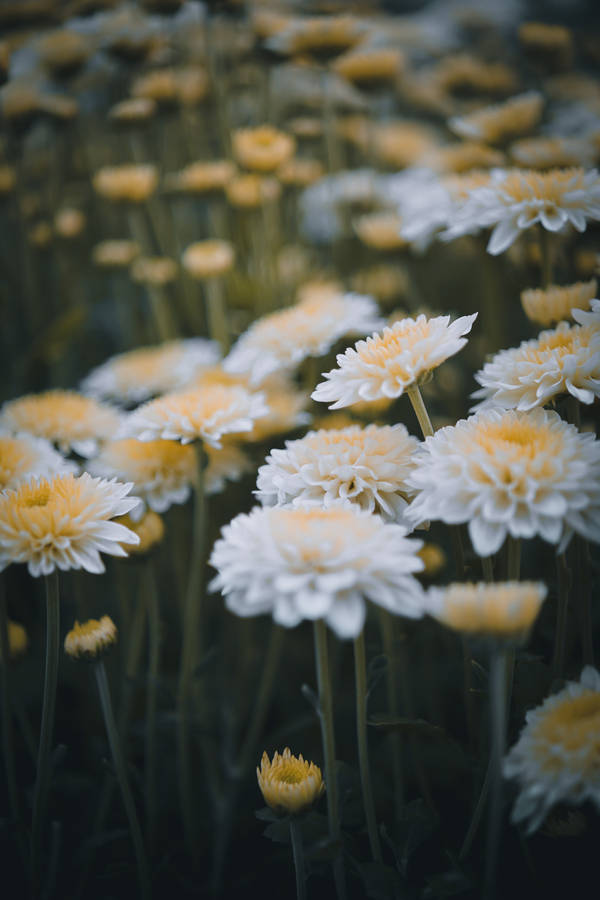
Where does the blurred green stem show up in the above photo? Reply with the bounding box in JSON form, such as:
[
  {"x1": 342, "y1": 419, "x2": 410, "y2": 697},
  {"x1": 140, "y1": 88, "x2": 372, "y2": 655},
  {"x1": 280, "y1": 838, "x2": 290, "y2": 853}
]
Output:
[
  {"x1": 31, "y1": 571, "x2": 60, "y2": 890},
  {"x1": 94, "y1": 661, "x2": 151, "y2": 900},
  {"x1": 313, "y1": 620, "x2": 346, "y2": 900},
  {"x1": 353, "y1": 631, "x2": 382, "y2": 862},
  {"x1": 483, "y1": 647, "x2": 508, "y2": 900},
  {"x1": 290, "y1": 817, "x2": 307, "y2": 900},
  {"x1": 177, "y1": 442, "x2": 208, "y2": 855},
  {"x1": 552, "y1": 552, "x2": 571, "y2": 679},
  {"x1": 204, "y1": 277, "x2": 230, "y2": 352},
  {"x1": 145, "y1": 560, "x2": 161, "y2": 850},
  {"x1": 406, "y1": 382, "x2": 434, "y2": 438},
  {"x1": 538, "y1": 228, "x2": 553, "y2": 288},
  {"x1": 378, "y1": 611, "x2": 403, "y2": 820}
]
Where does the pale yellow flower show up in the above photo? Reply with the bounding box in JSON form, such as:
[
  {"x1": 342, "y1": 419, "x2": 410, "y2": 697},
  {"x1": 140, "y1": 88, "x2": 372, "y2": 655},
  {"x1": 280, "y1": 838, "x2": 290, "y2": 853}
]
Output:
[
  {"x1": 520, "y1": 280, "x2": 598, "y2": 327},
  {"x1": 232, "y1": 126, "x2": 296, "y2": 173},
  {"x1": 257, "y1": 748, "x2": 325, "y2": 816},
  {"x1": 182, "y1": 240, "x2": 235, "y2": 279},
  {"x1": 64, "y1": 616, "x2": 117, "y2": 660},
  {"x1": 428, "y1": 581, "x2": 546, "y2": 643}
]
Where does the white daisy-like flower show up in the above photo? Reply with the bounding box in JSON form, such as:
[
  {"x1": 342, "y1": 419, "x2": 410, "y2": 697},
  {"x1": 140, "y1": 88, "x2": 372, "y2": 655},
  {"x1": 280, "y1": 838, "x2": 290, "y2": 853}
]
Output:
[
  {"x1": 81, "y1": 339, "x2": 221, "y2": 405},
  {"x1": 448, "y1": 92, "x2": 544, "y2": 145},
  {"x1": 256, "y1": 423, "x2": 419, "y2": 522},
  {"x1": 471, "y1": 320, "x2": 600, "y2": 411},
  {"x1": 0, "y1": 391, "x2": 121, "y2": 458},
  {"x1": 504, "y1": 666, "x2": 600, "y2": 834},
  {"x1": 405, "y1": 407, "x2": 600, "y2": 556},
  {"x1": 427, "y1": 581, "x2": 547, "y2": 644},
  {"x1": 443, "y1": 167, "x2": 600, "y2": 255},
  {"x1": 573, "y1": 298, "x2": 600, "y2": 327},
  {"x1": 0, "y1": 473, "x2": 140, "y2": 577},
  {"x1": 224, "y1": 290, "x2": 382, "y2": 386},
  {"x1": 0, "y1": 432, "x2": 77, "y2": 490},
  {"x1": 520, "y1": 280, "x2": 597, "y2": 328},
  {"x1": 209, "y1": 505, "x2": 425, "y2": 639},
  {"x1": 119, "y1": 384, "x2": 268, "y2": 448},
  {"x1": 312, "y1": 313, "x2": 477, "y2": 409}
]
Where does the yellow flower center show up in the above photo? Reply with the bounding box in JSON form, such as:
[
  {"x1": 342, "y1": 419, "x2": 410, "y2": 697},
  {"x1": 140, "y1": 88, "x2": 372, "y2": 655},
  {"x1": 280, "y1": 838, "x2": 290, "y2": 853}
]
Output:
[
  {"x1": 501, "y1": 168, "x2": 585, "y2": 204},
  {"x1": 275, "y1": 762, "x2": 306, "y2": 784},
  {"x1": 23, "y1": 486, "x2": 51, "y2": 508},
  {"x1": 357, "y1": 319, "x2": 429, "y2": 368},
  {"x1": 533, "y1": 691, "x2": 600, "y2": 775}
]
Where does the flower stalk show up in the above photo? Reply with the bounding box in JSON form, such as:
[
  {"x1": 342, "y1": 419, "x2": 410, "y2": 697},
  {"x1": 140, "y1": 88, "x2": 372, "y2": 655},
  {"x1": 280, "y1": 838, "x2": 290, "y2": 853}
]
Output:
[{"x1": 353, "y1": 630, "x2": 382, "y2": 862}]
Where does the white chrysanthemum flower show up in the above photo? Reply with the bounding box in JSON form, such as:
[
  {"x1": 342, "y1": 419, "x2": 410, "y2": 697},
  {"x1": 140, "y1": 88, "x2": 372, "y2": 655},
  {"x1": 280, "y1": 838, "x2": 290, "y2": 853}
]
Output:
[
  {"x1": 224, "y1": 290, "x2": 382, "y2": 386},
  {"x1": 256, "y1": 424, "x2": 419, "y2": 521},
  {"x1": 405, "y1": 408, "x2": 600, "y2": 556},
  {"x1": 0, "y1": 391, "x2": 121, "y2": 458},
  {"x1": 448, "y1": 91, "x2": 544, "y2": 144},
  {"x1": 312, "y1": 313, "x2": 477, "y2": 409},
  {"x1": 504, "y1": 666, "x2": 600, "y2": 834},
  {"x1": 0, "y1": 473, "x2": 140, "y2": 577},
  {"x1": 209, "y1": 505, "x2": 425, "y2": 639},
  {"x1": 444, "y1": 167, "x2": 600, "y2": 255},
  {"x1": 428, "y1": 581, "x2": 547, "y2": 644},
  {"x1": 520, "y1": 280, "x2": 597, "y2": 328},
  {"x1": 81, "y1": 339, "x2": 221, "y2": 405},
  {"x1": 573, "y1": 298, "x2": 600, "y2": 327},
  {"x1": 0, "y1": 432, "x2": 77, "y2": 490},
  {"x1": 118, "y1": 384, "x2": 268, "y2": 448},
  {"x1": 471, "y1": 320, "x2": 600, "y2": 411}
]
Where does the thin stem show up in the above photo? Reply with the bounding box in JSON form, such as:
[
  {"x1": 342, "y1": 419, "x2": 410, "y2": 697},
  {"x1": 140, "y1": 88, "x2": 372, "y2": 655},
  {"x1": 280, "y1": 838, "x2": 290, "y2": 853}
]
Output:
[
  {"x1": 461, "y1": 637, "x2": 476, "y2": 752},
  {"x1": 576, "y1": 538, "x2": 594, "y2": 667},
  {"x1": 483, "y1": 647, "x2": 508, "y2": 900},
  {"x1": 0, "y1": 583, "x2": 27, "y2": 870},
  {"x1": 482, "y1": 556, "x2": 494, "y2": 583},
  {"x1": 147, "y1": 285, "x2": 177, "y2": 343},
  {"x1": 94, "y1": 661, "x2": 151, "y2": 900},
  {"x1": 378, "y1": 611, "x2": 403, "y2": 820},
  {"x1": 31, "y1": 571, "x2": 60, "y2": 889},
  {"x1": 145, "y1": 561, "x2": 161, "y2": 850},
  {"x1": 552, "y1": 552, "x2": 571, "y2": 679},
  {"x1": 406, "y1": 382, "x2": 434, "y2": 438},
  {"x1": 459, "y1": 760, "x2": 491, "y2": 861},
  {"x1": 204, "y1": 277, "x2": 230, "y2": 352},
  {"x1": 177, "y1": 442, "x2": 208, "y2": 855},
  {"x1": 506, "y1": 537, "x2": 521, "y2": 581},
  {"x1": 313, "y1": 620, "x2": 346, "y2": 900},
  {"x1": 353, "y1": 631, "x2": 382, "y2": 862},
  {"x1": 451, "y1": 527, "x2": 465, "y2": 580},
  {"x1": 290, "y1": 817, "x2": 307, "y2": 900}
]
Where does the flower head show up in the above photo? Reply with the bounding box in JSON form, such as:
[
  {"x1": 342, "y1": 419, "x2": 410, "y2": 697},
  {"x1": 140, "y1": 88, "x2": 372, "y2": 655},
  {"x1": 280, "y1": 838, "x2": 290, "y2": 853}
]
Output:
[
  {"x1": 428, "y1": 581, "x2": 546, "y2": 644},
  {"x1": 520, "y1": 280, "x2": 597, "y2": 327},
  {"x1": 445, "y1": 167, "x2": 600, "y2": 255},
  {"x1": 257, "y1": 748, "x2": 325, "y2": 816},
  {"x1": 92, "y1": 240, "x2": 140, "y2": 268},
  {"x1": 210, "y1": 505, "x2": 425, "y2": 639},
  {"x1": 232, "y1": 126, "x2": 296, "y2": 173},
  {"x1": 0, "y1": 391, "x2": 121, "y2": 457},
  {"x1": 0, "y1": 473, "x2": 140, "y2": 577},
  {"x1": 167, "y1": 160, "x2": 236, "y2": 194},
  {"x1": 405, "y1": 408, "x2": 600, "y2": 556},
  {"x1": 182, "y1": 240, "x2": 235, "y2": 279},
  {"x1": 3, "y1": 620, "x2": 28, "y2": 661},
  {"x1": 92, "y1": 165, "x2": 158, "y2": 203},
  {"x1": 504, "y1": 666, "x2": 600, "y2": 834},
  {"x1": 64, "y1": 616, "x2": 117, "y2": 660},
  {"x1": 256, "y1": 423, "x2": 418, "y2": 522},
  {"x1": 119, "y1": 385, "x2": 268, "y2": 448},
  {"x1": 312, "y1": 313, "x2": 477, "y2": 409},
  {"x1": 449, "y1": 92, "x2": 544, "y2": 144},
  {"x1": 225, "y1": 291, "x2": 382, "y2": 386},
  {"x1": 0, "y1": 433, "x2": 77, "y2": 490},
  {"x1": 130, "y1": 256, "x2": 177, "y2": 286},
  {"x1": 115, "y1": 511, "x2": 165, "y2": 555},
  {"x1": 471, "y1": 320, "x2": 600, "y2": 411},
  {"x1": 81, "y1": 339, "x2": 221, "y2": 405}
]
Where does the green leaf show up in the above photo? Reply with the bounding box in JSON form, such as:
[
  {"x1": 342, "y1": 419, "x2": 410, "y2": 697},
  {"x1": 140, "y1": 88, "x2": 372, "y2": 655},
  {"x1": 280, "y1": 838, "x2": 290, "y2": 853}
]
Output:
[{"x1": 367, "y1": 715, "x2": 446, "y2": 739}]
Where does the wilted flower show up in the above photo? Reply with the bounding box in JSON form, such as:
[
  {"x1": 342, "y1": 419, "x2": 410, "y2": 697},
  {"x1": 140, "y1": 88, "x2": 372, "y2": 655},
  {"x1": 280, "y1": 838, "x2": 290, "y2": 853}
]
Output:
[
  {"x1": 0, "y1": 391, "x2": 121, "y2": 458},
  {"x1": 312, "y1": 313, "x2": 477, "y2": 408},
  {"x1": 504, "y1": 666, "x2": 600, "y2": 834},
  {"x1": 405, "y1": 408, "x2": 600, "y2": 556},
  {"x1": 520, "y1": 280, "x2": 598, "y2": 327},
  {"x1": 257, "y1": 748, "x2": 325, "y2": 816},
  {"x1": 81, "y1": 339, "x2": 221, "y2": 405},
  {"x1": 210, "y1": 505, "x2": 425, "y2": 639},
  {"x1": 449, "y1": 92, "x2": 544, "y2": 145},
  {"x1": 225, "y1": 290, "x2": 382, "y2": 386},
  {"x1": 428, "y1": 581, "x2": 546, "y2": 644},
  {"x1": 471, "y1": 320, "x2": 600, "y2": 410},
  {"x1": 0, "y1": 433, "x2": 77, "y2": 490},
  {"x1": 256, "y1": 423, "x2": 418, "y2": 521},
  {"x1": 0, "y1": 474, "x2": 139, "y2": 577},
  {"x1": 64, "y1": 616, "x2": 117, "y2": 660}
]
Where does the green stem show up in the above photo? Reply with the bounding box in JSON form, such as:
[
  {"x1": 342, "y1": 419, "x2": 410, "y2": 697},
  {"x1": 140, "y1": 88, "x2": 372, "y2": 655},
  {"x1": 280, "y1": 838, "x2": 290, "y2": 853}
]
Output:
[
  {"x1": 482, "y1": 556, "x2": 494, "y2": 583},
  {"x1": 313, "y1": 620, "x2": 346, "y2": 900},
  {"x1": 461, "y1": 637, "x2": 476, "y2": 752},
  {"x1": 0, "y1": 584, "x2": 27, "y2": 870},
  {"x1": 353, "y1": 631, "x2": 382, "y2": 862},
  {"x1": 290, "y1": 817, "x2": 307, "y2": 900},
  {"x1": 459, "y1": 759, "x2": 491, "y2": 861},
  {"x1": 148, "y1": 285, "x2": 177, "y2": 343},
  {"x1": 204, "y1": 277, "x2": 230, "y2": 352},
  {"x1": 94, "y1": 661, "x2": 151, "y2": 900},
  {"x1": 31, "y1": 571, "x2": 60, "y2": 889},
  {"x1": 552, "y1": 552, "x2": 571, "y2": 679},
  {"x1": 576, "y1": 538, "x2": 594, "y2": 667},
  {"x1": 145, "y1": 560, "x2": 161, "y2": 850},
  {"x1": 177, "y1": 442, "x2": 208, "y2": 855},
  {"x1": 406, "y1": 382, "x2": 434, "y2": 438},
  {"x1": 538, "y1": 227, "x2": 553, "y2": 289},
  {"x1": 483, "y1": 648, "x2": 508, "y2": 900},
  {"x1": 506, "y1": 537, "x2": 521, "y2": 581},
  {"x1": 451, "y1": 526, "x2": 465, "y2": 580},
  {"x1": 378, "y1": 611, "x2": 403, "y2": 820}
]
